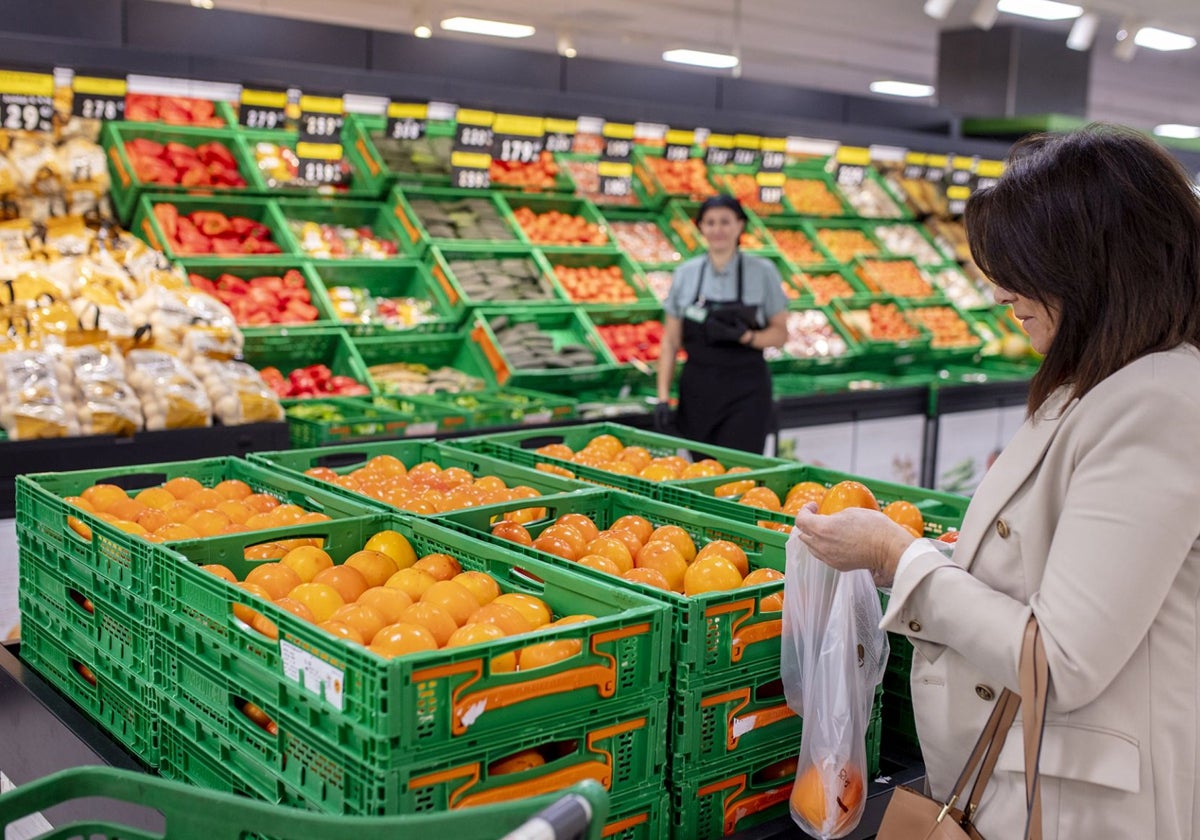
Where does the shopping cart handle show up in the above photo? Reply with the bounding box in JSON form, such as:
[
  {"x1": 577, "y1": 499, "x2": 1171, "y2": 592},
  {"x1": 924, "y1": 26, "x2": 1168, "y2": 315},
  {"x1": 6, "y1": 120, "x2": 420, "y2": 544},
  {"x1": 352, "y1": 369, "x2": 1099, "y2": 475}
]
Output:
[{"x1": 498, "y1": 792, "x2": 594, "y2": 840}]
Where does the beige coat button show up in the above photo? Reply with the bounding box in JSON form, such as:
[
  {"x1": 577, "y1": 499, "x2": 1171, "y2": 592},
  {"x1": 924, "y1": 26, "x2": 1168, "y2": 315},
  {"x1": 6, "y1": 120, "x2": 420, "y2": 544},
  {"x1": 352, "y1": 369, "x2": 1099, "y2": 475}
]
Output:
[
  {"x1": 975, "y1": 684, "x2": 996, "y2": 701},
  {"x1": 908, "y1": 620, "x2": 922, "y2": 632},
  {"x1": 996, "y1": 519, "x2": 1011, "y2": 538}
]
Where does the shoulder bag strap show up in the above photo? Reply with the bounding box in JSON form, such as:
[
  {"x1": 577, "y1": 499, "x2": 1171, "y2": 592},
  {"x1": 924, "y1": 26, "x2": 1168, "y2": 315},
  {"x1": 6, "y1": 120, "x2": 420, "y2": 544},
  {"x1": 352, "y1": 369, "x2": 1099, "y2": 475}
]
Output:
[
  {"x1": 962, "y1": 689, "x2": 1021, "y2": 821},
  {"x1": 1020, "y1": 619, "x2": 1050, "y2": 840}
]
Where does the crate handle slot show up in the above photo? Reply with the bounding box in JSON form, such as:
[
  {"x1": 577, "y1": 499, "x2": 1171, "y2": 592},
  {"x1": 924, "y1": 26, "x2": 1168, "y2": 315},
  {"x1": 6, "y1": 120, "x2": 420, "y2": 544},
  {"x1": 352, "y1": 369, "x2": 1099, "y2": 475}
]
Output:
[
  {"x1": 313, "y1": 451, "x2": 371, "y2": 470},
  {"x1": 504, "y1": 565, "x2": 547, "y2": 592},
  {"x1": 71, "y1": 659, "x2": 98, "y2": 688},
  {"x1": 234, "y1": 697, "x2": 279, "y2": 736},
  {"x1": 67, "y1": 588, "x2": 95, "y2": 616},
  {"x1": 93, "y1": 471, "x2": 170, "y2": 492}
]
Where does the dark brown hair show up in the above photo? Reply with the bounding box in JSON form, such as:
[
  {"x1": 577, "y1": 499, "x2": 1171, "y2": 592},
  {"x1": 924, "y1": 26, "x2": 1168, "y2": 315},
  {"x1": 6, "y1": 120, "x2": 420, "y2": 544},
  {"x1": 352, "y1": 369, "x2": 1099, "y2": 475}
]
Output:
[{"x1": 965, "y1": 124, "x2": 1200, "y2": 414}]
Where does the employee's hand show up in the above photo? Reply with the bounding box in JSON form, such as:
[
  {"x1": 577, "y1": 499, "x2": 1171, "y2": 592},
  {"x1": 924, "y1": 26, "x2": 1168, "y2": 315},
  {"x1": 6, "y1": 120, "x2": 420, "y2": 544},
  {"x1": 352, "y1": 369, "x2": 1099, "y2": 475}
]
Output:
[
  {"x1": 793, "y1": 502, "x2": 916, "y2": 588},
  {"x1": 703, "y1": 317, "x2": 750, "y2": 346},
  {"x1": 653, "y1": 401, "x2": 673, "y2": 432}
]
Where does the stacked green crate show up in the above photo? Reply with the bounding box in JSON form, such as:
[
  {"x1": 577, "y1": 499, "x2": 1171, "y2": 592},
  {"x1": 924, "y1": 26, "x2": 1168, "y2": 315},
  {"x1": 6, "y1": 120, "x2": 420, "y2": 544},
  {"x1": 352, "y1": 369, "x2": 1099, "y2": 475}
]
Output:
[
  {"x1": 150, "y1": 512, "x2": 669, "y2": 815},
  {"x1": 308, "y1": 260, "x2": 463, "y2": 335},
  {"x1": 354, "y1": 330, "x2": 496, "y2": 399},
  {"x1": 502, "y1": 193, "x2": 613, "y2": 252},
  {"x1": 341, "y1": 113, "x2": 456, "y2": 193},
  {"x1": 241, "y1": 327, "x2": 376, "y2": 397},
  {"x1": 598, "y1": 207, "x2": 698, "y2": 268},
  {"x1": 103, "y1": 123, "x2": 258, "y2": 225},
  {"x1": 427, "y1": 244, "x2": 565, "y2": 307},
  {"x1": 275, "y1": 197, "x2": 412, "y2": 260},
  {"x1": 281, "y1": 397, "x2": 454, "y2": 447},
  {"x1": 470, "y1": 307, "x2": 620, "y2": 392},
  {"x1": 131, "y1": 193, "x2": 291, "y2": 260},
  {"x1": 174, "y1": 258, "x2": 340, "y2": 330},
  {"x1": 556, "y1": 152, "x2": 660, "y2": 210},
  {"x1": 631, "y1": 146, "x2": 719, "y2": 205},
  {"x1": 584, "y1": 303, "x2": 672, "y2": 386},
  {"x1": 539, "y1": 247, "x2": 657, "y2": 310},
  {"x1": 391, "y1": 186, "x2": 525, "y2": 256},
  {"x1": 236, "y1": 127, "x2": 379, "y2": 199}
]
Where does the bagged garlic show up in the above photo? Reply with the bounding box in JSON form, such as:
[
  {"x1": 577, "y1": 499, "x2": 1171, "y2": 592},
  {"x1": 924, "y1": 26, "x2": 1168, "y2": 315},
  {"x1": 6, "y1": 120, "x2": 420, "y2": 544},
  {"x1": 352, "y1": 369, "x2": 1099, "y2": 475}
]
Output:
[
  {"x1": 0, "y1": 349, "x2": 78, "y2": 439},
  {"x1": 56, "y1": 343, "x2": 142, "y2": 436},
  {"x1": 126, "y1": 348, "x2": 211, "y2": 430},
  {"x1": 193, "y1": 356, "x2": 283, "y2": 425}
]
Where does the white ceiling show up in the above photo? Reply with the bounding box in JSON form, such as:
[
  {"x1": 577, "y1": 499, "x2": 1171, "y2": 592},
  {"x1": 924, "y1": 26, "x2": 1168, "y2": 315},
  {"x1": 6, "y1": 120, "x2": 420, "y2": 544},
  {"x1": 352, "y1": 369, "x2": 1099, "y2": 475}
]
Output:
[{"x1": 175, "y1": 0, "x2": 1200, "y2": 130}]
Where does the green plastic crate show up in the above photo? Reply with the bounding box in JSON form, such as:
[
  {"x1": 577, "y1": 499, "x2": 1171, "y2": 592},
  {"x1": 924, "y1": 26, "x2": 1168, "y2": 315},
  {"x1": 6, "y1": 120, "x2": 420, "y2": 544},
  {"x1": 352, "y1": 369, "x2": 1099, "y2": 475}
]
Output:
[
  {"x1": 555, "y1": 152, "x2": 660, "y2": 210},
  {"x1": 791, "y1": 264, "x2": 875, "y2": 307},
  {"x1": 778, "y1": 171, "x2": 853, "y2": 218},
  {"x1": 175, "y1": 258, "x2": 340, "y2": 329},
  {"x1": 103, "y1": 122, "x2": 257, "y2": 225},
  {"x1": 471, "y1": 307, "x2": 620, "y2": 393},
  {"x1": 709, "y1": 167, "x2": 789, "y2": 218},
  {"x1": 282, "y1": 397, "x2": 431, "y2": 448},
  {"x1": 582, "y1": 304, "x2": 672, "y2": 387},
  {"x1": 0, "y1": 766, "x2": 611, "y2": 840},
  {"x1": 501, "y1": 193, "x2": 613, "y2": 250},
  {"x1": 237, "y1": 127, "x2": 380, "y2": 199},
  {"x1": 16, "y1": 609, "x2": 159, "y2": 766},
  {"x1": 446, "y1": 421, "x2": 789, "y2": 497},
  {"x1": 391, "y1": 186, "x2": 524, "y2": 255},
  {"x1": 241, "y1": 326, "x2": 376, "y2": 397},
  {"x1": 18, "y1": 550, "x2": 152, "y2": 683},
  {"x1": 539, "y1": 247, "x2": 657, "y2": 309},
  {"x1": 473, "y1": 387, "x2": 578, "y2": 426},
  {"x1": 762, "y1": 217, "x2": 836, "y2": 267},
  {"x1": 427, "y1": 243, "x2": 565, "y2": 307},
  {"x1": 308, "y1": 258, "x2": 464, "y2": 333},
  {"x1": 353, "y1": 329, "x2": 497, "y2": 397},
  {"x1": 868, "y1": 220, "x2": 953, "y2": 266},
  {"x1": 152, "y1": 512, "x2": 668, "y2": 752},
  {"x1": 765, "y1": 302, "x2": 863, "y2": 374},
  {"x1": 672, "y1": 662, "x2": 799, "y2": 775},
  {"x1": 341, "y1": 113, "x2": 456, "y2": 193},
  {"x1": 121, "y1": 96, "x2": 237, "y2": 128},
  {"x1": 598, "y1": 206, "x2": 699, "y2": 265},
  {"x1": 836, "y1": 166, "x2": 916, "y2": 222},
  {"x1": 602, "y1": 784, "x2": 670, "y2": 840},
  {"x1": 156, "y1": 688, "x2": 663, "y2": 817},
  {"x1": 631, "y1": 145, "x2": 718, "y2": 203},
  {"x1": 275, "y1": 197, "x2": 412, "y2": 260},
  {"x1": 369, "y1": 394, "x2": 486, "y2": 435},
  {"x1": 658, "y1": 463, "x2": 969, "y2": 540},
  {"x1": 897, "y1": 299, "x2": 988, "y2": 364},
  {"x1": 14, "y1": 455, "x2": 376, "y2": 600},
  {"x1": 131, "y1": 192, "x2": 291, "y2": 259},
  {"x1": 831, "y1": 296, "x2": 934, "y2": 367},
  {"x1": 248, "y1": 439, "x2": 586, "y2": 510},
  {"x1": 435, "y1": 488, "x2": 787, "y2": 681},
  {"x1": 811, "y1": 218, "x2": 886, "y2": 265}
]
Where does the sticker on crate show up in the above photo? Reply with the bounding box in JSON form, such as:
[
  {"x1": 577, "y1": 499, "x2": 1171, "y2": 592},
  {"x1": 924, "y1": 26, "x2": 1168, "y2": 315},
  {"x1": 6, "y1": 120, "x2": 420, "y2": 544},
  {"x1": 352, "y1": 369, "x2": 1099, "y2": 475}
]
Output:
[{"x1": 280, "y1": 638, "x2": 346, "y2": 710}]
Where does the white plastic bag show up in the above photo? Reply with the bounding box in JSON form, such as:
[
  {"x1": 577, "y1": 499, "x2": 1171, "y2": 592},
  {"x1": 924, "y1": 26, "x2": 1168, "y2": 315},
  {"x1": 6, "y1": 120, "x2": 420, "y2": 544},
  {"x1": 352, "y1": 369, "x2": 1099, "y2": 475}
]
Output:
[{"x1": 781, "y1": 528, "x2": 888, "y2": 839}]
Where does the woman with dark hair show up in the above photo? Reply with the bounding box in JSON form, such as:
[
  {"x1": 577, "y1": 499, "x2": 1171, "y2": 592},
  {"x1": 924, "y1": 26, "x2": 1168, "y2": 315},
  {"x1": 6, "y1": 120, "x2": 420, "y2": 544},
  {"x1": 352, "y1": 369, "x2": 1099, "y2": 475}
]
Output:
[
  {"x1": 656, "y1": 195, "x2": 788, "y2": 453},
  {"x1": 793, "y1": 125, "x2": 1200, "y2": 838}
]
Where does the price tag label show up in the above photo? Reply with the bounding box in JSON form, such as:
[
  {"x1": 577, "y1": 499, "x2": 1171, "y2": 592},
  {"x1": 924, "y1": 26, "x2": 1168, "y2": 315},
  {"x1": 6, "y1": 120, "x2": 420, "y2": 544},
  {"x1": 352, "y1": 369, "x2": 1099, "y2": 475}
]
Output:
[
  {"x1": 599, "y1": 121, "x2": 634, "y2": 196},
  {"x1": 386, "y1": 101, "x2": 427, "y2": 141},
  {"x1": 947, "y1": 155, "x2": 975, "y2": 188},
  {"x1": 834, "y1": 145, "x2": 871, "y2": 189},
  {"x1": 732, "y1": 134, "x2": 760, "y2": 167},
  {"x1": 493, "y1": 113, "x2": 544, "y2": 163},
  {"x1": 0, "y1": 70, "x2": 55, "y2": 133},
  {"x1": 452, "y1": 108, "x2": 494, "y2": 189},
  {"x1": 239, "y1": 86, "x2": 287, "y2": 130},
  {"x1": 71, "y1": 74, "x2": 126, "y2": 121},
  {"x1": 974, "y1": 159, "x2": 1004, "y2": 191},
  {"x1": 298, "y1": 94, "x2": 344, "y2": 143},
  {"x1": 759, "y1": 137, "x2": 786, "y2": 173},
  {"x1": 756, "y1": 172, "x2": 785, "y2": 204},
  {"x1": 295, "y1": 142, "x2": 346, "y2": 185},
  {"x1": 543, "y1": 117, "x2": 576, "y2": 154},
  {"x1": 946, "y1": 184, "x2": 971, "y2": 216},
  {"x1": 664, "y1": 129, "x2": 694, "y2": 163},
  {"x1": 705, "y1": 133, "x2": 734, "y2": 167},
  {"x1": 924, "y1": 154, "x2": 949, "y2": 183},
  {"x1": 903, "y1": 152, "x2": 927, "y2": 181}
]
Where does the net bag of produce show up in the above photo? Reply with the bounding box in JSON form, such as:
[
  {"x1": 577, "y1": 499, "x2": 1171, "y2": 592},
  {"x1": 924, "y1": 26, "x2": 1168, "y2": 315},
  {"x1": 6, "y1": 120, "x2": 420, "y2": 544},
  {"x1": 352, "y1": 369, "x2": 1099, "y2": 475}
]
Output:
[{"x1": 780, "y1": 528, "x2": 887, "y2": 839}]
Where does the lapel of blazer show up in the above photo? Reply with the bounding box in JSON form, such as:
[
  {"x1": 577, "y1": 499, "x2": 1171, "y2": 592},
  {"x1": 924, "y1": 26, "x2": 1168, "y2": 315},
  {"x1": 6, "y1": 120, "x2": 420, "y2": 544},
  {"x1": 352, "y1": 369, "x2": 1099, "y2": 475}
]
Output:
[{"x1": 953, "y1": 389, "x2": 1079, "y2": 574}]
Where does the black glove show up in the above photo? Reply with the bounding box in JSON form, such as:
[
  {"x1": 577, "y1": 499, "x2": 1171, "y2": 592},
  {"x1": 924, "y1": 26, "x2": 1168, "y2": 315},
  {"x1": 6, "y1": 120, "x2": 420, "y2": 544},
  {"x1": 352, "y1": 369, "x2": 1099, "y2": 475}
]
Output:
[
  {"x1": 703, "y1": 314, "x2": 750, "y2": 346},
  {"x1": 653, "y1": 401, "x2": 673, "y2": 432}
]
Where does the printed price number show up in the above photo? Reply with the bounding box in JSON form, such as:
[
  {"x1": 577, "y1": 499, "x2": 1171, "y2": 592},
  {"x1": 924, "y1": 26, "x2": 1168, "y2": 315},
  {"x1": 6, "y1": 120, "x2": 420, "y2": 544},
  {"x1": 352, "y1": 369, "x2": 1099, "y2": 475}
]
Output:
[
  {"x1": 1, "y1": 98, "x2": 52, "y2": 133},
  {"x1": 458, "y1": 125, "x2": 493, "y2": 149},
  {"x1": 240, "y1": 88, "x2": 287, "y2": 130},
  {"x1": 242, "y1": 108, "x2": 282, "y2": 129},
  {"x1": 497, "y1": 136, "x2": 542, "y2": 163},
  {"x1": 600, "y1": 175, "x2": 631, "y2": 196},
  {"x1": 705, "y1": 146, "x2": 731, "y2": 166},
  {"x1": 389, "y1": 118, "x2": 424, "y2": 140},
  {"x1": 836, "y1": 165, "x2": 866, "y2": 189},
  {"x1": 946, "y1": 185, "x2": 971, "y2": 216},
  {"x1": 925, "y1": 155, "x2": 949, "y2": 183},
  {"x1": 664, "y1": 129, "x2": 694, "y2": 163},
  {"x1": 603, "y1": 137, "x2": 632, "y2": 160},
  {"x1": 732, "y1": 147, "x2": 758, "y2": 166},
  {"x1": 302, "y1": 113, "x2": 343, "y2": 139},
  {"x1": 545, "y1": 132, "x2": 573, "y2": 153},
  {"x1": 760, "y1": 150, "x2": 785, "y2": 171},
  {"x1": 453, "y1": 167, "x2": 490, "y2": 189},
  {"x1": 299, "y1": 159, "x2": 345, "y2": 185},
  {"x1": 71, "y1": 74, "x2": 126, "y2": 121},
  {"x1": 758, "y1": 184, "x2": 783, "y2": 204}
]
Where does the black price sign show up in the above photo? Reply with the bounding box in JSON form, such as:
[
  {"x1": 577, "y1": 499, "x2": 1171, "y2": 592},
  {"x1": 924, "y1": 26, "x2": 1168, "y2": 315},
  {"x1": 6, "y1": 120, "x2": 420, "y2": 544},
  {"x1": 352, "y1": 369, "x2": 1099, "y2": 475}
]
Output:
[
  {"x1": 757, "y1": 137, "x2": 786, "y2": 203},
  {"x1": 543, "y1": 118, "x2": 576, "y2": 154},
  {"x1": 599, "y1": 122, "x2": 634, "y2": 196},
  {"x1": 946, "y1": 185, "x2": 970, "y2": 217},
  {"x1": 452, "y1": 108, "x2": 494, "y2": 189},
  {"x1": 759, "y1": 137, "x2": 786, "y2": 173},
  {"x1": 295, "y1": 142, "x2": 346, "y2": 185},
  {"x1": 705, "y1": 133, "x2": 733, "y2": 167},
  {"x1": 903, "y1": 152, "x2": 927, "y2": 181},
  {"x1": 732, "y1": 134, "x2": 760, "y2": 167},
  {"x1": 493, "y1": 114, "x2": 544, "y2": 163},
  {"x1": 924, "y1": 154, "x2": 949, "y2": 183},
  {"x1": 664, "y1": 129, "x2": 694, "y2": 163},
  {"x1": 240, "y1": 87, "x2": 288, "y2": 130},
  {"x1": 834, "y1": 145, "x2": 871, "y2": 189},
  {"x1": 386, "y1": 101, "x2": 427, "y2": 141},
  {"x1": 298, "y1": 94, "x2": 345, "y2": 142},
  {"x1": 71, "y1": 74, "x2": 126, "y2": 121},
  {"x1": 974, "y1": 160, "x2": 1004, "y2": 191},
  {"x1": 947, "y1": 155, "x2": 975, "y2": 189},
  {"x1": 0, "y1": 70, "x2": 55, "y2": 133}
]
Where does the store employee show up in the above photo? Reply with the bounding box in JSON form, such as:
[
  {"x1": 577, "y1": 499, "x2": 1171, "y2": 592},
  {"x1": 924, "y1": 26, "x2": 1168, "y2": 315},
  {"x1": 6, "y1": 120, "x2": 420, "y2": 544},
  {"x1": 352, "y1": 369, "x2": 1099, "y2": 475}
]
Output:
[{"x1": 656, "y1": 195, "x2": 788, "y2": 454}]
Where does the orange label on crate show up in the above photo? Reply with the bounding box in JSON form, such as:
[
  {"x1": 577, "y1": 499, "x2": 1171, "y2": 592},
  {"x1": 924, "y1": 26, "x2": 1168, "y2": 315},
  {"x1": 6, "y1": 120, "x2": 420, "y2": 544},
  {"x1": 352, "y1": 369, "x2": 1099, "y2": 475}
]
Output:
[
  {"x1": 432, "y1": 262, "x2": 459, "y2": 305},
  {"x1": 108, "y1": 146, "x2": 131, "y2": 188},
  {"x1": 698, "y1": 774, "x2": 791, "y2": 835},
  {"x1": 393, "y1": 204, "x2": 421, "y2": 246},
  {"x1": 471, "y1": 323, "x2": 510, "y2": 385},
  {"x1": 732, "y1": 618, "x2": 782, "y2": 662},
  {"x1": 140, "y1": 219, "x2": 162, "y2": 250},
  {"x1": 410, "y1": 760, "x2": 614, "y2": 810},
  {"x1": 356, "y1": 137, "x2": 380, "y2": 176},
  {"x1": 702, "y1": 687, "x2": 796, "y2": 750},
  {"x1": 603, "y1": 811, "x2": 650, "y2": 836}
]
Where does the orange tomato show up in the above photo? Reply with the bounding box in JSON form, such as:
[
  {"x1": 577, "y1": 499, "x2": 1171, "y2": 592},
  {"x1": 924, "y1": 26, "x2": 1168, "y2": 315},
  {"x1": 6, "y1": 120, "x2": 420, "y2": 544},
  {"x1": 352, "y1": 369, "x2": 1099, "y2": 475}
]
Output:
[
  {"x1": 634, "y1": 542, "x2": 688, "y2": 592},
  {"x1": 694, "y1": 540, "x2": 749, "y2": 576},
  {"x1": 647, "y1": 525, "x2": 696, "y2": 562},
  {"x1": 312, "y1": 565, "x2": 369, "y2": 603},
  {"x1": 556, "y1": 513, "x2": 599, "y2": 542},
  {"x1": 369, "y1": 622, "x2": 438, "y2": 658},
  {"x1": 281, "y1": 545, "x2": 334, "y2": 583},
  {"x1": 200, "y1": 564, "x2": 237, "y2": 584},
  {"x1": 400, "y1": 602, "x2": 458, "y2": 647},
  {"x1": 492, "y1": 593, "x2": 552, "y2": 629},
  {"x1": 488, "y1": 748, "x2": 546, "y2": 775},
  {"x1": 739, "y1": 487, "x2": 783, "y2": 513},
  {"x1": 817, "y1": 481, "x2": 880, "y2": 515},
  {"x1": 356, "y1": 587, "x2": 414, "y2": 624},
  {"x1": 491, "y1": 520, "x2": 534, "y2": 546},
  {"x1": 244, "y1": 563, "x2": 302, "y2": 600},
  {"x1": 583, "y1": 536, "x2": 634, "y2": 574},
  {"x1": 577, "y1": 554, "x2": 620, "y2": 575},
  {"x1": 469, "y1": 602, "x2": 535, "y2": 636},
  {"x1": 329, "y1": 604, "x2": 385, "y2": 645},
  {"x1": 742, "y1": 568, "x2": 785, "y2": 587},
  {"x1": 162, "y1": 477, "x2": 203, "y2": 500},
  {"x1": 532, "y1": 533, "x2": 578, "y2": 561},
  {"x1": 621, "y1": 567, "x2": 672, "y2": 590},
  {"x1": 453, "y1": 571, "x2": 501, "y2": 606},
  {"x1": 541, "y1": 523, "x2": 588, "y2": 558},
  {"x1": 420, "y1": 580, "x2": 481, "y2": 625},
  {"x1": 385, "y1": 568, "x2": 437, "y2": 602},
  {"x1": 284, "y1": 583, "x2": 345, "y2": 622},
  {"x1": 683, "y1": 556, "x2": 744, "y2": 596},
  {"x1": 598, "y1": 527, "x2": 643, "y2": 560},
  {"x1": 413, "y1": 553, "x2": 462, "y2": 582},
  {"x1": 518, "y1": 639, "x2": 581, "y2": 670},
  {"x1": 882, "y1": 500, "x2": 925, "y2": 535},
  {"x1": 345, "y1": 550, "x2": 400, "y2": 588}
]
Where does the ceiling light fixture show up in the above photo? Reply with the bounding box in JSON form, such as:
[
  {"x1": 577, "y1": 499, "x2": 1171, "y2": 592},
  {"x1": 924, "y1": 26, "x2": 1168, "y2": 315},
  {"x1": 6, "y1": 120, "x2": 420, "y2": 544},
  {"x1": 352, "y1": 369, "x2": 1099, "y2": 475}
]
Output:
[
  {"x1": 996, "y1": 0, "x2": 1082, "y2": 21},
  {"x1": 1134, "y1": 26, "x2": 1197, "y2": 51},
  {"x1": 662, "y1": 49, "x2": 740, "y2": 69},
  {"x1": 414, "y1": 23, "x2": 433, "y2": 38},
  {"x1": 556, "y1": 34, "x2": 577, "y2": 58},
  {"x1": 1154, "y1": 123, "x2": 1200, "y2": 139},
  {"x1": 970, "y1": 0, "x2": 1001, "y2": 30},
  {"x1": 869, "y1": 80, "x2": 936, "y2": 98},
  {"x1": 924, "y1": 0, "x2": 959, "y2": 20},
  {"x1": 1114, "y1": 18, "x2": 1140, "y2": 61},
  {"x1": 190, "y1": 0, "x2": 214, "y2": 8},
  {"x1": 439, "y1": 16, "x2": 535, "y2": 38},
  {"x1": 1066, "y1": 12, "x2": 1099, "y2": 50}
]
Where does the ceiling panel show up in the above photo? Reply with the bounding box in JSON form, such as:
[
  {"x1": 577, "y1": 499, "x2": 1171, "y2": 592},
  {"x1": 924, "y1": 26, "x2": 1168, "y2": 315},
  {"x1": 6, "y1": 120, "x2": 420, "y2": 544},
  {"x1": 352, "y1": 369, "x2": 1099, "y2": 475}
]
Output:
[{"x1": 166, "y1": 0, "x2": 1200, "y2": 130}]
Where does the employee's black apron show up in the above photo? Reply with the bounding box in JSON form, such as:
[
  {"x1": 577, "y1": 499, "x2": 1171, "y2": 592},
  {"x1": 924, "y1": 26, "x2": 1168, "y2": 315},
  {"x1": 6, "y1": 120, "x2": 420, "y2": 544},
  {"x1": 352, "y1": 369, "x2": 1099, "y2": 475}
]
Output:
[{"x1": 676, "y1": 254, "x2": 772, "y2": 454}]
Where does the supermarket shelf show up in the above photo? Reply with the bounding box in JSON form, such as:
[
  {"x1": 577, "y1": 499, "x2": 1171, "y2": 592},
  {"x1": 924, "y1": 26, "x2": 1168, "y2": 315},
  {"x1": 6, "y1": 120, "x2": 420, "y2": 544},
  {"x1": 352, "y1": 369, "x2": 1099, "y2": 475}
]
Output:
[
  {"x1": 776, "y1": 386, "x2": 929, "y2": 428},
  {"x1": 0, "y1": 423, "x2": 289, "y2": 519}
]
